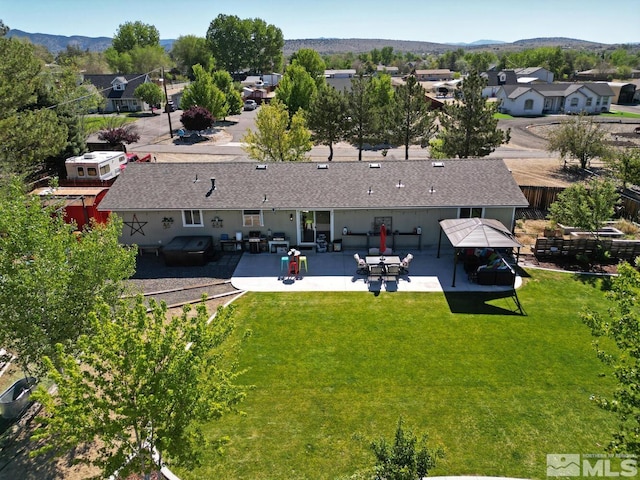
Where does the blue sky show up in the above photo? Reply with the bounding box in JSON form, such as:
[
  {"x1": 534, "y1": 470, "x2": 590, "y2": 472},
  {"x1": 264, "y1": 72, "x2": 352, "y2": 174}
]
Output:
[{"x1": 3, "y1": 0, "x2": 638, "y2": 44}]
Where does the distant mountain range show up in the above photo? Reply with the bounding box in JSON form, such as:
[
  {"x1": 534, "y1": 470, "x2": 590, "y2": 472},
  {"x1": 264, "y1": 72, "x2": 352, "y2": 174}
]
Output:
[{"x1": 6, "y1": 29, "x2": 613, "y2": 56}]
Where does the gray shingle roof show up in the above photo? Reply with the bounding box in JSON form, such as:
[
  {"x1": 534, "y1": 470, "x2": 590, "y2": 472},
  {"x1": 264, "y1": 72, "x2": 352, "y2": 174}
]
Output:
[{"x1": 99, "y1": 159, "x2": 529, "y2": 212}]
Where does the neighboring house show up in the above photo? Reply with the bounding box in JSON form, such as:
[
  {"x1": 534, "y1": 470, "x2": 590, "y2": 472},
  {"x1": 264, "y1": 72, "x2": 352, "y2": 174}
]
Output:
[
  {"x1": 82, "y1": 73, "x2": 153, "y2": 113},
  {"x1": 98, "y1": 159, "x2": 528, "y2": 251},
  {"x1": 413, "y1": 69, "x2": 453, "y2": 81},
  {"x1": 376, "y1": 65, "x2": 400, "y2": 76},
  {"x1": 324, "y1": 69, "x2": 357, "y2": 79},
  {"x1": 481, "y1": 69, "x2": 519, "y2": 97},
  {"x1": 514, "y1": 67, "x2": 554, "y2": 83},
  {"x1": 496, "y1": 82, "x2": 614, "y2": 116},
  {"x1": 575, "y1": 68, "x2": 640, "y2": 81}
]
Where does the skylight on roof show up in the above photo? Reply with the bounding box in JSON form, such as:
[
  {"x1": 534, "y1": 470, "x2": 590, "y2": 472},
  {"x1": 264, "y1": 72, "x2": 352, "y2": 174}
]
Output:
[
  {"x1": 255, "y1": 164, "x2": 267, "y2": 170},
  {"x1": 317, "y1": 164, "x2": 328, "y2": 169},
  {"x1": 369, "y1": 163, "x2": 381, "y2": 168},
  {"x1": 432, "y1": 162, "x2": 445, "y2": 167}
]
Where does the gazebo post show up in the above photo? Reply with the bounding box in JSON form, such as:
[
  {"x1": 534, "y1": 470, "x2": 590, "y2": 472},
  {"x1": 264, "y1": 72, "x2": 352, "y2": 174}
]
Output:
[
  {"x1": 452, "y1": 247, "x2": 458, "y2": 287},
  {"x1": 437, "y1": 226, "x2": 443, "y2": 258}
]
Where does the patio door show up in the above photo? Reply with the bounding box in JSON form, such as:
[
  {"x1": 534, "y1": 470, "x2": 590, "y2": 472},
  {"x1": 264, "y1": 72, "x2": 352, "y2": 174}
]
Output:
[{"x1": 299, "y1": 210, "x2": 331, "y2": 245}]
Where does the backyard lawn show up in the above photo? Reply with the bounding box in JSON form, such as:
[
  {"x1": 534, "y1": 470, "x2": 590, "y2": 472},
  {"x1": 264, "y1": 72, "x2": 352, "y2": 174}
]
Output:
[{"x1": 176, "y1": 269, "x2": 618, "y2": 480}]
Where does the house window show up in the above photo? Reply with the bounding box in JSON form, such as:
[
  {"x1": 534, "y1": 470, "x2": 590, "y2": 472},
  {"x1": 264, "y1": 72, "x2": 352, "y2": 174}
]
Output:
[
  {"x1": 586, "y1": 97, "x2": 592, "y2": 106},
  {"x1": 570, "y1": 98, "x2": 579, "y2": 107},
  {"x1": 182, "y1": 210, "x2": 203, "y2": 227},
  {"x1": 99, "y1": 164, "x2": 110, "y2": 176},
  {"x1": 602, "y1": 97, "x2": 609, "y2": 105},
  {"x1": 524, "y1": 99, "x2": 534, "y2": 110},
  {"x1": 596, "y1": 97, "x2": 601, "y2": 105},
  {"x1": 87, "y1": 167, "x2": 97, "y2": 176},
  {"x1": 459, "y1": 207, "x2": 483, "y2": 218},
  {"x1": 76, "y1": 167, "x2": 85, "y2": 177},
  {"x1": 243, "y1": 210, "x2": 263, "y2": 227}
]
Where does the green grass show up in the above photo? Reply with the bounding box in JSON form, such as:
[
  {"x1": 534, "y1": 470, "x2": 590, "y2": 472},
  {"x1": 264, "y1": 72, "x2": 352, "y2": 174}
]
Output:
[
  {"x1": 176, "y1": 270, "x2": 618, "y2": 480},
  {"x1": 602, "y1": 110, "x2": 640, "y2": 119},
  {"x1": 494, "y1": 112, "x2": 514, "y2": 119}
]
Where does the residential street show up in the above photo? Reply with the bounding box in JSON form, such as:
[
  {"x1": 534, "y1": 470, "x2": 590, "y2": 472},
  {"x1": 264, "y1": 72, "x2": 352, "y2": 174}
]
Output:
[{"x1": 107, "y1": 104, "x2": 640, "y2": 187}]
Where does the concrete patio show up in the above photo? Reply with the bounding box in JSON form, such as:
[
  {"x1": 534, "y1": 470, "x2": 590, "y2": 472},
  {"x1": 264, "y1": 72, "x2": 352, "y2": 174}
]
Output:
[{"x1": 231, "y1": 249, "x2": 523, "y2": 293}]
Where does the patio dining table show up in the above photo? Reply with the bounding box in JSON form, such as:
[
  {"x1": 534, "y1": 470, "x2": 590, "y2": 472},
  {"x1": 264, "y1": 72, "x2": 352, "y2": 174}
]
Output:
[{"x1": 365, "y1": 255, "x2": 401, "y2": 266}]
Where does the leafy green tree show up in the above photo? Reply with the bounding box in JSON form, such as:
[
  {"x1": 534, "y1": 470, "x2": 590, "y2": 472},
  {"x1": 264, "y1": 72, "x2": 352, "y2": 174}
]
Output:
[
  {"x1": 546, "y1": 113, "x2": 611, "y2": 169},
  {"x1": 289, "y1": 48, "x2": 326, "y2": 86},
  {"x1": 436, "y1": 71, "x2": 510, "y2": 158},
  {"x1": 582, "y1": 258, "x2": 640, "y2": 456},
  {"x1": 275, "y1": 63, "x2": 317, "y2": 116},
  {"x1": 247, "y1": 18, "x2": 284, "y2": 74},
  {"x1": 112, "y1": 21, "x2": 160, "y2": 53},
  {"x1": 206, "y1": 14, "x2": 251, "y2": 74},
  {"x1": 128, "y1": 44, "x2": 171, "y2": 75},
  {"x1": 0, "y1": 181, "x2": 137, "y2": 376},
  {"x1": 380, "y1": 46, "x2": 394, "y2": 65},
  {"x1": 345, "y1": 75, "x2": 379, "y2": 161},
  {"x1": 370, "y1": 417, "x2": 444, "y2": 480},
  {"x1": 180, "y1": 64, "x2": 227, "y2": 119},
  {"x1": 242, "y1": 99, "x2": 312, "y2": 162},
  {"x1": 134, "y1": 82, "x2": 164, "y2": 113},
  {"x1": 106, "y1": 21, "x2": 166, "y2": 74},
  {"x1": 212, "y1": 70, "x2": 243, "y2": 117},
  {"x1": 0, "y1": 19, "x2": 9, "y2": 36},
  {"x1": 32, "y1": 298, "x2": 246, "y2": 479},
  {"x1": 206, "y1": 15, "x2": 283, "y2": 74},
  {"x1": 171, "y1": 35, "x2": 215, "y2": 79},
  {"x1": 389, "y1": 75, "x2": 437, "y2": 159},
  {"x1": 0, "y1": 38, "x2": 67, "y2": 176},
  {"x1": 104, "y1": 47, "x2": 133, "y2": 74},
  {"x1": 548, "y1": 178, "x2": 619, "y2": 238},
  {"x1": 606, "y1": 148, "x2": 640, "y2": 189},
  {"x1": 307, "y1": 83, "x2": 348, "y2": 161}
]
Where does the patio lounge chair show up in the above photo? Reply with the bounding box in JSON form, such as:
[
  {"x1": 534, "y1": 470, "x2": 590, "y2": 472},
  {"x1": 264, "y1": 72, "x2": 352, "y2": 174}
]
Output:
[
  {"x1": 400, "y1": 253, "x2": 413, "y2": 274},
  {"x1": 354, "y1": 253, "x2": 368, "y2": 275}
]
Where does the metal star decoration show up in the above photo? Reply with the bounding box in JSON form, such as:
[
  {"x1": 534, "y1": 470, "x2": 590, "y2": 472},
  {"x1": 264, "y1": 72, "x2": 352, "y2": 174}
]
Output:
[{"x1": 124, "y1": 214, "x2": 147, "y2": 236}]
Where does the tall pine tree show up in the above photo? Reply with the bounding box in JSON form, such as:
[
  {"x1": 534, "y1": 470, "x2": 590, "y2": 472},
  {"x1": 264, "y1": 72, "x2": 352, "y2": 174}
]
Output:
[{"x1": 436, "y1": 71, "x2": 510, "y2": 158}]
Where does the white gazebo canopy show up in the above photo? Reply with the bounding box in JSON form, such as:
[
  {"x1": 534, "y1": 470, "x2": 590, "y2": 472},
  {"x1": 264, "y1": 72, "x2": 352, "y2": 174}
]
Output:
[{"x1": 438, "y1": 218, "x2": 522, "y2": 249}]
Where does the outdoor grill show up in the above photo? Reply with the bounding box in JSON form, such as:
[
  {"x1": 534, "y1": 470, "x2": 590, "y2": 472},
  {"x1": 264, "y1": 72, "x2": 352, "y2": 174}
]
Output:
[{"x1": 272, "y1": 232, "x2": 286, "y2": 241}]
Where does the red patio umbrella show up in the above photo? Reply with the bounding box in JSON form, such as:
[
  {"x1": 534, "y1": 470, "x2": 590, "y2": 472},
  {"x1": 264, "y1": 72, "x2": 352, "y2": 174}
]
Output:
[{"x1": 379, "y1": 223, "x2": 387, "y2": 255}]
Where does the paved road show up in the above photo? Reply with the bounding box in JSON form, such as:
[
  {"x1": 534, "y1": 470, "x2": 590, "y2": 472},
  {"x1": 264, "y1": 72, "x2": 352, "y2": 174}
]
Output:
[{"x1": 118, "y1": 104, "x2": 640, "y2": 162}]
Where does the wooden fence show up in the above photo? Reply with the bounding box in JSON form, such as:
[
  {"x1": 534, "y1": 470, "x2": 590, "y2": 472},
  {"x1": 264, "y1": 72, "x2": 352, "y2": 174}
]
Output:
[
  {"x1": 534, "y1": 237, "x2": 640, "y2": 261},
  {"x1": 520, "y1": 185, "x2": 640, "y2": 221}
]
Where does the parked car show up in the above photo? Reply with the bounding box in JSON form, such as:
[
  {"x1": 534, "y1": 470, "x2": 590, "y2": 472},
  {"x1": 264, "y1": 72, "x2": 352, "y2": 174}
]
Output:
[{"x1": 244, "y1": 100, "x2": 258, "y2": 111}]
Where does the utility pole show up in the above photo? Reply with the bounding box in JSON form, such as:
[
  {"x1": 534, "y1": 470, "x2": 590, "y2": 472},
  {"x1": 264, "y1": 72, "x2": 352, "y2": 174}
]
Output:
[{"x1": 162, "y1": 67, "x2": 173, "y2": 138}]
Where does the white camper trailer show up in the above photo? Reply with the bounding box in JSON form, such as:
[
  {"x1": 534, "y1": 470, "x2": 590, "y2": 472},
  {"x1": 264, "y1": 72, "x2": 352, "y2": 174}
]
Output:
[{"x1": 65, "y1": 151, "x2": 127, "y2": 182}]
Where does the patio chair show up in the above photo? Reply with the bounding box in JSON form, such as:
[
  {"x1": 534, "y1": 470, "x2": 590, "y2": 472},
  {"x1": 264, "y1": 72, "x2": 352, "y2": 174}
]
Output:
[
  {"x1": 368, "y1": 263, "x2": 385, "y2": 283},
  {"x1": 354, "y1": 253, "x2": 368, "y2": 275},
  {"x1": 385, "y1": 264, "x2": 401, "y2": 282},
  {"x1": 400, "y1": 253, "x2": 413, "y2": 274}
]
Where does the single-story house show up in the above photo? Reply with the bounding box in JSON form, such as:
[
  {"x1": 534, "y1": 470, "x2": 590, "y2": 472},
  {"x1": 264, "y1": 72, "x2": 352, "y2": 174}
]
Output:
[
  {"x1": 324, "y1": 69, "x2": 357, "y2": 79},
  {"x1": 514, "y1": 67, "x2": 554, "y2": 83},
  {"x1": 496, "y1": 82, "x2": 614, "y2": 116},
  {"x1": 376, "y1": 65, "x2": 400, "y2": 76},
  {"x1": 413, "y1": 69, "x2": 453, "y2": 81},
  {"x1": 575, "y1": 68, "x2": 640, "y2": 81},
  {"x1": 82, "y1": 74, "x2": 153, "y2": 113},
  {"x1": 98, "y1": 159, "x2": 529, "y2": 253}
]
